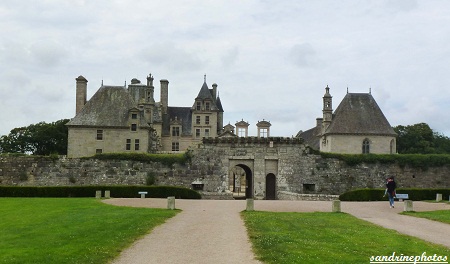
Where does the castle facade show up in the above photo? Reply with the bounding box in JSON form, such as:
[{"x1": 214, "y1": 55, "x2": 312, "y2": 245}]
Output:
[{"x1": 66, "y1": 74, "x2": 224, "y2": 158}]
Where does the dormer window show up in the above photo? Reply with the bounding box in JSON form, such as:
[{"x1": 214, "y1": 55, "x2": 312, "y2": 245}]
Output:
[
  {"x1": 172, "y1": 126, "x2": 180, "y2": 137},
  {"x1": 196, "y1": 102, "x2": 201, "y2": 111},
  {"x1": 205, "y1": 102, "x2": 210, "y2": 111},
  {"x1": 131, "y1": 113, "x2": 137, "y2": 119}
]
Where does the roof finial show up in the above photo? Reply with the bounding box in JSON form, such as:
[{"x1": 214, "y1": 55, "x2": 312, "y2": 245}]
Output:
[
  {"x1": 101, "y1": 79, "x2": 103, "y2": 86},
  {"x1": 204, "y1": 74, "x2": 206, "y2": 83},
  {"x1": 369, "y1": 87, "x2": 371, "y2": 94},
  {"x1": 347, "y1": 86, "x2": 348, "y2": 94}
]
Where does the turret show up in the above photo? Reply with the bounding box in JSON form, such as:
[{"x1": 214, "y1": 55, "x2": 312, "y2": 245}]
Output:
[
  {"x1": 322, "y1": 85, "x2": 333, "y2": 134},
  {"x1": 75, "y1": 75, "x2": 88, "y2": 115}
]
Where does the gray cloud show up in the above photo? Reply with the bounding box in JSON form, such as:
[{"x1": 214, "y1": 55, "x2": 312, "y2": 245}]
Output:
[{"x1": 1, "y1": 0, "x2": 450, "y2": 138}]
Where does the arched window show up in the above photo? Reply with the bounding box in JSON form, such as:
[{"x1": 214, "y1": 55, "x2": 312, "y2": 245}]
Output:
[
  {"x1": 362, "y1": 139, "x2": 370, "y2": 154},
  {"x1": 390, "y1": 139, "x2": 395, "y2": 154}
]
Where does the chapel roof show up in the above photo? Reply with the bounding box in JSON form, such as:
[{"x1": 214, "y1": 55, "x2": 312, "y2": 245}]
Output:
[{"x1": 324, "y1": 93, "x2": 396, "y2": 136}]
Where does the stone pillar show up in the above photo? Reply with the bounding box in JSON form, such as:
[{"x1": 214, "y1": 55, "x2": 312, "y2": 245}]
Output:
[
  {"x1": 404, "y1": 200, "x2": 413, "y2": 212},
  {"x1": 436, "y1": 193, "x2": 442, "y2": 202},
  {"x1": 332, "y1": 200, "x2": 341, "y2": 212},
  {"x1": 104, "y1": 190, "x2": 110, "y2": 199},
  {"x1": 167, "y1": 196, "x2": 175, "y2": 210},
  {"x1": 95, "y1": 190, "x2": 101, "y2": 199},
  {"x1": 246, "y1": 198, "x2": 254, "y2": 211},
  {"x1": 140, "y1": 193, "x2": 146, "y2": 198}
]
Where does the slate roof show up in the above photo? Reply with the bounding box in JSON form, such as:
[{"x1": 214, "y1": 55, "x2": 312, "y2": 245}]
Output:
[
  {"x1": 296, "y1": 126, "x2": 321, "y2": 150},
  {"x1": 216, "y1": 96, "x2": 224, "y2": 112},
  {"x1": 324, "y1": 93, "x2": 396, "y2": 136},
  {"x1": 195, "y1": 81, "x2": 221, "y2": 111},
  {"x1": 197, "y1": 82, "x2": 214, "y2": 100},
  {"x1": 67, "y1": 86, "x2": 146, "y2": 127},
  {"x1": 161, "y1": 106, "x2": 192, "y2": 136}
]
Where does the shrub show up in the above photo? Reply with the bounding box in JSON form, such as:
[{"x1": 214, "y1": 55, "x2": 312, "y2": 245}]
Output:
[
  {"x1": 85, "y1": 152, "x2": 189, "y2": 166},
  {"x1": 0, "y1": 186, "x2": 202, "y2": 199},
  {"x1": 317, "y1": 152, "x2": 450, "y2": 170},
  {"x1": 339, "y1": 188, "x2": 450, "y2": 201}
]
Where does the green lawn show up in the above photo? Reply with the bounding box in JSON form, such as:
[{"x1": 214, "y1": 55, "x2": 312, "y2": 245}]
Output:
[
  {"x1": 402, "y1": 209, "x2": 450, "y2": 224},
  {"x1": 242, "y1": 211, "x2": 450, "y2": 264},
  {"x1": 0, "y1": 198, "x2": 178, "y2": 264}
]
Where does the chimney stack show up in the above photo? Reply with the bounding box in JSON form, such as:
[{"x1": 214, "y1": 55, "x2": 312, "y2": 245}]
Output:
[
  {"x1": 75, "y1": 75, "x2": 88, "y2": 115},
  {"x1": 160, "y1": 79, "x2": 169, "y2": 114}
]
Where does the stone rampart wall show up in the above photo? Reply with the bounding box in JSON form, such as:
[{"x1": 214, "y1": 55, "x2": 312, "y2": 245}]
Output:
[{"x1": 1, "y1": 144, "x2": 449, "y2": 199}]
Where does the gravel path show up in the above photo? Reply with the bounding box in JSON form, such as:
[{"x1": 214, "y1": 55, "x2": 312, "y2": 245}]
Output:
[{"x1": 103, "y1": 199, "x2": 449, "y2": 264}]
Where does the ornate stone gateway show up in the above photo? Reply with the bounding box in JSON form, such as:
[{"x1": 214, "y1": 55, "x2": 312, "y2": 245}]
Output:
[{"x1": 201, "y1": 136, "x2": 306, "y2": 200}]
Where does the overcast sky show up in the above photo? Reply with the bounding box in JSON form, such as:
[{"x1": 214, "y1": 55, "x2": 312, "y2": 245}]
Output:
[{"x1": 1, "y1": 0, "x2": 450, "y2": 138}]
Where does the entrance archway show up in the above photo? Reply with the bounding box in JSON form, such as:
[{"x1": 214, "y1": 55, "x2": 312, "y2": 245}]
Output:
[
  {"x1": 265, "y1": 173, "x2": 276, "y2": 200},
  {"x1": 230, "y1": 164, "x2": 253, "y2": 199}
]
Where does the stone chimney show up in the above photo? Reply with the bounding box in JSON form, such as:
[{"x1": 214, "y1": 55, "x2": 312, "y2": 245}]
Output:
[
  {"x1": 212, "y1": 83, "x2": 218, "y2": 99},
  {"x1": 160, "y1": 79, "x2": 169, "y2": 114},
  {"x1": 75, "y1": 75, "x2": 88, "y2": 115}
]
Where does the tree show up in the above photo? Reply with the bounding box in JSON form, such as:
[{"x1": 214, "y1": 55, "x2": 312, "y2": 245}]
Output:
[
  {"x1": 0, "y1": 119, "x2": 69, "y2": 155},
  {"x1": 394, "y1": 122, "x2": 450, "y2": 154},
  {"x1": 433, "y1": 132, "x2": 450, "y2": 154}
]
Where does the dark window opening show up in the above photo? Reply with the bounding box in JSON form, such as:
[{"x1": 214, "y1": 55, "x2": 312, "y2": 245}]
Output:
[
  {"x1": 135, "y1": 139, "x2": 140, "y2": 150},
  {"x1": 96, "y1": 130, "x2": 103, "y2": 140},
  {"x1": 303, "y1": 183, "x2": 316, "y2": 193},
  {"x1": 126, "y1": 139, "x2": 131, "y2": 150}
]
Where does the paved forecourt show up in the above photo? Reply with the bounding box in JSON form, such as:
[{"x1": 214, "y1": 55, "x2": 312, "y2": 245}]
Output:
[{"x1": 103, "y1": 199, "x2": 450, "y2": 264}]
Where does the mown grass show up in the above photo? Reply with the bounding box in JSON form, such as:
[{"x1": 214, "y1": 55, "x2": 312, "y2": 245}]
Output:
[
  {"x1": 402, "y1": 209, "x2": 450, "y2": 224},
  {"x1": 0, "y1": 198, "x2": 178, "y2": 264},
  {"x1": 242, "y1": 211, "x2": 450, "y2": 264}
]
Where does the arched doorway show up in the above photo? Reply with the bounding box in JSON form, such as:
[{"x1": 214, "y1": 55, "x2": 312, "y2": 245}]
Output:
[
  {"x1": 230, "y1": 164, "x2": 253, "y2": 199},
  {"x1": 265, "y1": 173, "x2": 276, "y2": 200}
]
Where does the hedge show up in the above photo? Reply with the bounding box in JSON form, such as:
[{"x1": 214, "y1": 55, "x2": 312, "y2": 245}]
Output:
[
  {"x1": 339, "y1": 188, "x2": 450, "y2": 201},
  {"x1": 0, "y1": 186, "x2": 201, "y2": 199},
  {"x1": 83, "y1": 152, "x2": 191, "y2": 166},
  {"x1": 317, "y1": 153, "x2": 450, "y2": 170}
]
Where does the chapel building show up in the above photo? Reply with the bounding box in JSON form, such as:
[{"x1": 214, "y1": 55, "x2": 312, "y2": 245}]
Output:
[{"x1": 298, "y1": 86, "x2": 397, "y2": 154}]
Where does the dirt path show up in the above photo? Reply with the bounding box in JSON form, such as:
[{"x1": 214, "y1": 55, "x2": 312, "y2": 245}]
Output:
[
  {"x1": 103, "y1": 199, "x2": 449, "y2": 264},
  {"x1": 105, "y1": 199, "x2": 262, "y2": 264}
]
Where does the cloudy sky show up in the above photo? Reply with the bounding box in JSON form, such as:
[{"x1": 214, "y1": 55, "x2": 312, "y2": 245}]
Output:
[{"x1": 1, "y1": 0, "x2": 450, "y2": 138}]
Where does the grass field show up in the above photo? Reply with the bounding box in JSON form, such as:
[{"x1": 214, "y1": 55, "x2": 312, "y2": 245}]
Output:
[
  {"x1": 402, "y1": 209, "x2": 450, "y2": 224},
  {"x1": 242, "y1": 211, "x2": 450, "y2": 264},
  {"x1": 0, "y1": 198, "x2": 178, "y2": 264}
]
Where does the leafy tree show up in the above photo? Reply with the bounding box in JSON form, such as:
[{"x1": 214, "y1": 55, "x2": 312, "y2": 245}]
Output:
[
  {"x1": 0, "y1": 119, "x2": 69, "y2": 155},
  {"x1": 394, "y1": 122, "x2": 450, "y2": 154},
  {"x1": 433, "y1": 132, "x2": 450, "y2": 154}
]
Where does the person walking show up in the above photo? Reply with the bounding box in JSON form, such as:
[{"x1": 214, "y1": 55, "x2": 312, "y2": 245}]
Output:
[{"x1": 386, "y1": 177, "x2": 396, "y2": 208}]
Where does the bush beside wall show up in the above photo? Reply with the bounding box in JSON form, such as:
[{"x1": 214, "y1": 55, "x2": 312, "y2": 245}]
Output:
[
  {"x1": 0, "y1": 186, "x2": 201, "y2": 199},
  {"x1": 339, "y1": 188, "x2": 450, "y2": 201}
]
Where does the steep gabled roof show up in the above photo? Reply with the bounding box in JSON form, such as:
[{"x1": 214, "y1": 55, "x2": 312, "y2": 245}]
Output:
[
  {"x1": 67, "y1": 86, "x2": 136, "y2": 127},
  {"x1": 324, "y1": 93, "x2": 396, "y2": 136},
  {"x1": 196, "y1": 82, "x2": 214, "y2": 100}
]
